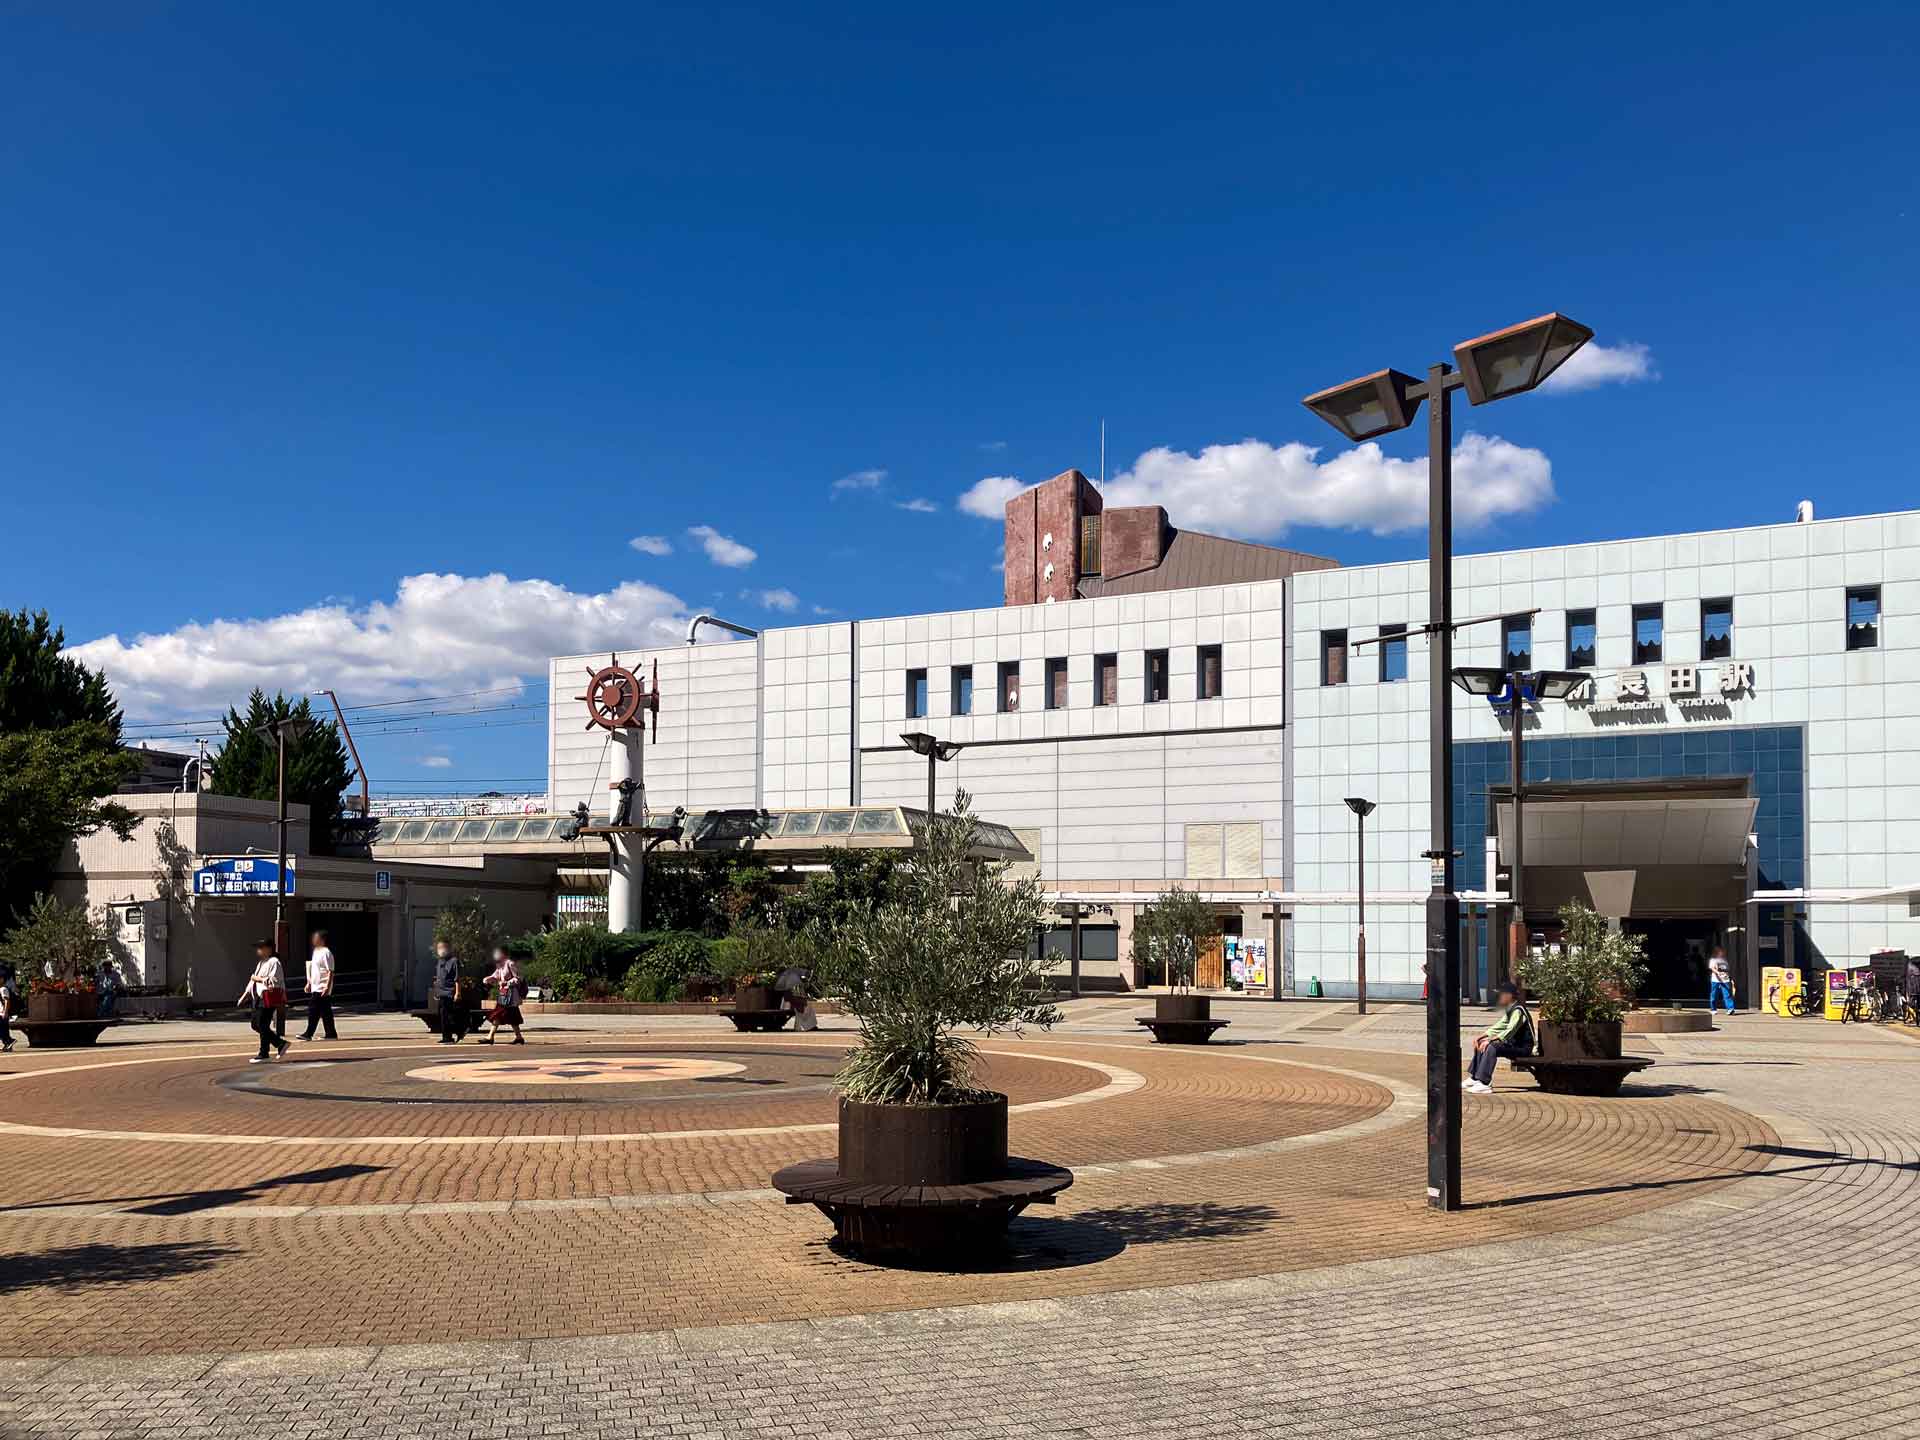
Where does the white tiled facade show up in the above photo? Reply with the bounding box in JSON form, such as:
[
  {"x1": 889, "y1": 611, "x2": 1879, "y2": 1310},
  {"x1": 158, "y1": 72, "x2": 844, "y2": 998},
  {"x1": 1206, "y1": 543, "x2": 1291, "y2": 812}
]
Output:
[{"x1": 1290, "y1": 508, "x2": 1920, "y2": 996}]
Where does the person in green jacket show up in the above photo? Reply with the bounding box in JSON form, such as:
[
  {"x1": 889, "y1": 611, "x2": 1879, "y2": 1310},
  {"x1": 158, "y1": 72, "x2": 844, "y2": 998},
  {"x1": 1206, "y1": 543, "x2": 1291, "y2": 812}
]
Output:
[{"x1": 1464, "y1": 983, "x2": 1534, "y2": 1093}]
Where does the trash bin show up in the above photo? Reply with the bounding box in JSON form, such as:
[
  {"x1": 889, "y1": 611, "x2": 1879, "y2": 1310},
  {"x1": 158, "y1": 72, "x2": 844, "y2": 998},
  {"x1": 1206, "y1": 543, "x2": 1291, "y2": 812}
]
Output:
[{"x1": 1307, "y1": 976, "x2": 1323, "y2": 997}]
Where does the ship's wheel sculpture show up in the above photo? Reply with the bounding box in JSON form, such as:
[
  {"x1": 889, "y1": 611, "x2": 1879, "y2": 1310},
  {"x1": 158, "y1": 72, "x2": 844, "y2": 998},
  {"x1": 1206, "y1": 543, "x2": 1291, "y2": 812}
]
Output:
[{"x1": 575, "y1": 654, "x2": 660, "y2": 737}]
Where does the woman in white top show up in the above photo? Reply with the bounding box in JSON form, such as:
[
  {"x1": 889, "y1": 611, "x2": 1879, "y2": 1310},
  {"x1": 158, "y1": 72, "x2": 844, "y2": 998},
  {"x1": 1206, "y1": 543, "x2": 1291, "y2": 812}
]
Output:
[
  {"x1": 481, "y1": 946, "x2": 525, "y2": 1045},
  {"x1": 239, "y1": 940, "x2": 291, "y2": 1063}
]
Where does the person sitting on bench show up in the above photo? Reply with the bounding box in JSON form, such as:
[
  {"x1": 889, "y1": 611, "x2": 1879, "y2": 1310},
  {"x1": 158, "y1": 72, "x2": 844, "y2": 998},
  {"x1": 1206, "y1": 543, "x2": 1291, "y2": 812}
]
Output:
[{"x1": 1464, "y1": 983, "x2": 1535, "y2": 1094}]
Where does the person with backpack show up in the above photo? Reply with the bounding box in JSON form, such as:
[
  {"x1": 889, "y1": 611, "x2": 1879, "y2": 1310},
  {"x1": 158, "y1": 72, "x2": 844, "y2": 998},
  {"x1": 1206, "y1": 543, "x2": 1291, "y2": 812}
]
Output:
[
  {"x1": 1464, "y1": 982, "x2": 1534, "y2": 1094},
  {"x1": 480, "y1": 946, "x2": 525, "y2": 1045}
]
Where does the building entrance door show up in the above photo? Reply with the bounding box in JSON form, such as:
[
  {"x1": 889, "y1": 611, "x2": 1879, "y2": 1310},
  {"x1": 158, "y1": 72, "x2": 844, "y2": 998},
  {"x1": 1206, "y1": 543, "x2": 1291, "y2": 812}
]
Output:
[
  {"x1": 1625, "y1": 917, "x2": 1721, "y2": 1006},
  {"x1": 314, "y1": 911, "x2": 379, "y2": 1006}
]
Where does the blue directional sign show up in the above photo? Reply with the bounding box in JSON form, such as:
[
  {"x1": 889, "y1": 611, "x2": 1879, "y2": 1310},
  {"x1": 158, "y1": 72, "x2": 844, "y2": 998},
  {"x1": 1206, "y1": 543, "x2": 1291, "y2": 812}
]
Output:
[{"x1": 193, "y1": 857, "x2": 295, "y2": 897}]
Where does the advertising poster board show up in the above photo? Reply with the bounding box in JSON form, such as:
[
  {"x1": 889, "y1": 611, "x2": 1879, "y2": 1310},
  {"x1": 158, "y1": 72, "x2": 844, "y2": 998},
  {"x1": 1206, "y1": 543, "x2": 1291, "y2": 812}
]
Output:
[{"x1": 1763, "y1": 966, "x2": 1802, "y2": 1016}]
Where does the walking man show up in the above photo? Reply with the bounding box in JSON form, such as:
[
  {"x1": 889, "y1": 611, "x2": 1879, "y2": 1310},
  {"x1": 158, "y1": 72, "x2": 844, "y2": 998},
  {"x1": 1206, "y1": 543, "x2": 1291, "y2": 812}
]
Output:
[
  {"x1": 1707, "y1": 945, "x2": 1737, "y2": 1020},
  {"x1": 432, "y1": 939, "x2": 463, "y2": 1044},
  {"x1": 301, "y1": 929, "x2": 339, "y2": 1041}
]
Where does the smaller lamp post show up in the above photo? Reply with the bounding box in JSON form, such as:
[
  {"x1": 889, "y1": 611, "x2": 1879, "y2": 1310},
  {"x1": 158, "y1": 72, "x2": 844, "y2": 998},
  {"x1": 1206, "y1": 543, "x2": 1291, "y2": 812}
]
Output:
[
  {"x1": 1451, "y1": 667, "x2": 1589, "y2": 992},
  {"x1": 899, "y1": 731, "x2": 965, "y2": 819},
  {"x1": 1344, "y1": 797, "x2": 1377, "y2": 1013},
  {"x1": 254, "y1": 712, "x2": 312, "y2": 963}
]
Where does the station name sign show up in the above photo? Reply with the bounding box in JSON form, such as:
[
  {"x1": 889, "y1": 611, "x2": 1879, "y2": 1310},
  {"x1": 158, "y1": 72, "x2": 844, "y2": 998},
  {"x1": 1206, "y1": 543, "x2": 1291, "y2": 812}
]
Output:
[{"x1": 1571, "y1": 661, "x2": 1754, "y2": 720}]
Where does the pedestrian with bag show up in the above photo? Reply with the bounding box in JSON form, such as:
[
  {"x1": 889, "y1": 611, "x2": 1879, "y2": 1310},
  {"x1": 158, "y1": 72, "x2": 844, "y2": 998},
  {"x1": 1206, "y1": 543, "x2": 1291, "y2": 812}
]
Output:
[
  {"x1": 301, "y1": 929, "x2": 339, "y2": 1041},
  {"x1": 239, "y1": 940, "x2": 291, "y2": 1063},
  {"x1": 431, "y1": 939, "x2": 463, "y2": 1044},
  {"x1": 775, "y1": 963, "x2": 817, "y2": 1032},
  {"x1": 1707, "y1": 945, "x2": 1737, "y2": 1020},
  {"x1": 480, "y1": 946, "x2": 525, "y2": 1045}
]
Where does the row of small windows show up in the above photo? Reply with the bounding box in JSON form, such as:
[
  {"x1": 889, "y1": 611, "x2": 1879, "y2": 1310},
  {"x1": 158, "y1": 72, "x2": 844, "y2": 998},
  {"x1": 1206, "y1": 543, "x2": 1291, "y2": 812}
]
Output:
[
  {"x1": 1321, "y1": 587, "x2": 1883, "y2": 684},
  {"x1": 906, "y1": 646, "x2": 1226, "y2": 717}
]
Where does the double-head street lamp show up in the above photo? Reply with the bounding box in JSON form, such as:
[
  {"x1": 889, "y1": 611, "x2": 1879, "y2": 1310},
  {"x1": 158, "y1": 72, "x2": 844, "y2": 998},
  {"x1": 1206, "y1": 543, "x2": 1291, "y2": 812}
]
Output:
[
  {"x1": 1344, "y1": 797, "x2": 1377, "y2": 1014},
  {"x1": 1452, "y1": 666, "x2": 1588, "y2": 994},
  {"x1": 899, "y1": 731, "x2": 964, "y2": 819},
  {"x1": 1304, "y1": 313, "x2": 1593, "y2": 1212},
  {"x1": 254, "y1": 713, "x2": 312, "y2": 961}
]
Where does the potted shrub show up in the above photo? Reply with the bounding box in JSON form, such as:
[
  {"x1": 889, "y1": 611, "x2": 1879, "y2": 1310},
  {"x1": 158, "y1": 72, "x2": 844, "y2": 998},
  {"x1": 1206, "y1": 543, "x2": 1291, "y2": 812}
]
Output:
[
  {"x1": 785, "y1": 789, "x2": 1062, "y2": 1254},
  {"x1": 1515, "y1": 901, "x2": 1649, "y2": 1060},
  {"x1": 0, "y1": 894, "x2": 110, "y2": 1025},
  {"x1": 1133, "y1": 886, "x2": 1219, "y2": 1025}
]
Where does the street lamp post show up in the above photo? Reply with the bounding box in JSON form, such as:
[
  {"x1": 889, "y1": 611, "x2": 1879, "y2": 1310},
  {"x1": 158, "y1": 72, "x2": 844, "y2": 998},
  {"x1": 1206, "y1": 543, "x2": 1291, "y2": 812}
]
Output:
[
  {"x1": 1451, "y1": 666, "x2": 1589, "y2": 992},
  {"x1": 254, "y1": 713, "x2": 311, "y2": 963},
  {"x1": 898, "y1": 731, "x2": 964, "y2": 819},
  {"x1": 1344, "y1": 797, "x2": 1376, "y2": 1014},
  {"x1": 1304, "y1": 313, "x2": 1593, "y2": 1212}
]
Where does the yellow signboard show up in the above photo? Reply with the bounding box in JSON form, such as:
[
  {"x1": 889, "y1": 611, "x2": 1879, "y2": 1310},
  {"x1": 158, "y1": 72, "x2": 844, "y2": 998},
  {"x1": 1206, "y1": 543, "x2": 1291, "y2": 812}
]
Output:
[
  {"x1": 1762, "y1": 966, "x2": 1802, "y2": 1016},
  {"x1": 1824, "y1": 968, "x2": 1854, "y2": 1021}
]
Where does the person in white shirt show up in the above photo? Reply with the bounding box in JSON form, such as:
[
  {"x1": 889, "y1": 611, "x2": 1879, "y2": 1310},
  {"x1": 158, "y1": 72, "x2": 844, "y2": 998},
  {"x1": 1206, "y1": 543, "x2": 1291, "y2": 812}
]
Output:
[
  {"x1": 239, "y1": 941, "x2": 290, "y2": 1063},
  {"x1": 301, "y1": 929, "x2": 339, "y2": 1041},
  {"x1": 1707, "y1": 946, "x2": 1736, "y2": 1020}
]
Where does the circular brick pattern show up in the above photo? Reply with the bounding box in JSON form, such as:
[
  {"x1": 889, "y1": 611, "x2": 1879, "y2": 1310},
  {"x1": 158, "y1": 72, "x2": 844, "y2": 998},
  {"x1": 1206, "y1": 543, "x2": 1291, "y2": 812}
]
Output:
[{"x1": 404, "y1": 1055, "x2": 749, "y2": 1086}]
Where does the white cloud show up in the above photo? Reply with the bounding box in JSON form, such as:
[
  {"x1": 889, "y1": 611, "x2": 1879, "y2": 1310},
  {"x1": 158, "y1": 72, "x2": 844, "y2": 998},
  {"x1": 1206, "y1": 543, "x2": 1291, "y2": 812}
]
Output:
[
  {"x1": 956, "y1": 475, "x2": 1027, "y2": 520},
  {"x1": 831, "y1": 468, "x2": 887, "y2": 497},
  {"x1": 1541, "y1": 340, "x2": 1657, "y2": 393},
  {"x1": 418, "y1": 754, "x2": 454, "y2": 769},
  {"x1": 628, "y1": 534, "x2": 672, "y2": 557},
  {"x1": 1104, "y1": 433, "x2": 1553, "y2": 540},
  {"x1": 894, "y1": 498, "x2": 939, "y2": 514},
  {"x1": 979, "y1": 440, "x2": 1008, "y2": 452},
  {"x1": 686, "y1": 524, "x2": 757, "y2": 567},
  {"x1": 742, "y1": 587, "x2": 800, "y2": 612},
  {"x1": 72, "y1": 572, "x2": 690, "y2": 716},
  {"x1": 811, "y1": 604, "x2": 837, "y2": 616}
]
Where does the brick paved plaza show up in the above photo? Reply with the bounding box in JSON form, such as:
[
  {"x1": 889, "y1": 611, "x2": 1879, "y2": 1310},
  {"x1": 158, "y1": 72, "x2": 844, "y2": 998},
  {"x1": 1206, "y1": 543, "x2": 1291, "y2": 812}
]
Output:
[{"x1": 3, "y1": 1000, "x2": 1917, "y2": 1438}]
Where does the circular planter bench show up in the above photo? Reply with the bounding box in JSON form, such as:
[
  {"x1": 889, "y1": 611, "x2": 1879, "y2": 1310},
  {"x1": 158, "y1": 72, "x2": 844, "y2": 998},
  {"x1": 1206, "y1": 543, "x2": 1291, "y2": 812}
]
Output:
[
  {"x1": 722, "y1": 1008, "x2": 793, "y2": 1032},
  {"x1": 1135, "y1": 994, "x2": 1229, "y2": 1044},
  {"x1": 1511, "y1": 1020, "x2": 1654, "y2": 1095},
  {"x1": 18, "y1": 1018, "x2": 119, "y2": 1048},
  {"x1": 773, "y1": 1094, "x2": 1072, "y2": 1259}
]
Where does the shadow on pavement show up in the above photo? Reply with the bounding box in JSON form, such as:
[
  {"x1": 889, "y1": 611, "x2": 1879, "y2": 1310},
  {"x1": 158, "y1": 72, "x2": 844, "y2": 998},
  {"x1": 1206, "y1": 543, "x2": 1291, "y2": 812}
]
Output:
[
  {"x1": 2, "y1": 1163, "x2": 389, "y2": 1218},
  {"x1": 0, "y1": 1241, "x2": 235, "y2": 1293}
]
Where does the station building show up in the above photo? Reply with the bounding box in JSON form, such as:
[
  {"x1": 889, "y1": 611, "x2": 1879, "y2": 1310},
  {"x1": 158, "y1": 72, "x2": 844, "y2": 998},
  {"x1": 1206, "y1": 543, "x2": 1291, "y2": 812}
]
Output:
[{"x1": 531, "y1": 473, "x2": 1920, "y2": 1003}]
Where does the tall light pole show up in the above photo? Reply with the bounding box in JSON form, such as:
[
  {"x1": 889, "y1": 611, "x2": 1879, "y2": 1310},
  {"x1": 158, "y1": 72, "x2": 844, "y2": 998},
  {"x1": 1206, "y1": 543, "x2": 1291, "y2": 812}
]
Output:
[
  {"x1": 1452, "y1": 666, "x2": 1588, "y2": 992},
  {"x1": 255, "y1": 711, "x2": 311, "y2": 962},
  {"x1": 899, "y1": 731, "x2": 964, "y2": 818},
  {"x1": 1304, "y1": 313, "x2": 1593, "y2": 1212},
  {"x1": 1344, "y1": 797, "x2": 1376, "y2": 1014}
]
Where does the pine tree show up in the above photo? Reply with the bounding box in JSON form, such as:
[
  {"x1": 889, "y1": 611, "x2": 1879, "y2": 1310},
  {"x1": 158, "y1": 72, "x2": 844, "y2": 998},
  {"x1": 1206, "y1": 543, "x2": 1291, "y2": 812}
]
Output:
[{"x1": 206, "y1": 690, "x2": 354, "y2": 856}]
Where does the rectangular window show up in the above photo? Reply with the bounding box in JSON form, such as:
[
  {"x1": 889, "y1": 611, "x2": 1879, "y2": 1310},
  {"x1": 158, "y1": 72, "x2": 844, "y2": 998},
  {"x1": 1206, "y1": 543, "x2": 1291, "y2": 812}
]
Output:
[
  {"x1": 1095, "y1": 653, "x2": 1118, "y2": 706},
  {"x1": 1379, "y1": 623, "x2": 1408, "y2": 683},
  {"x1": 998, "y1": 660, "x2": 1021, "y2": 712},
  {"x1": 906, "y1": 668, "x2": 928, "y2": 719},
  {"x1": 1502, "y1": 614, "x2": 1532, "y2": 671},
  {"x1": 1197, "y1": 645, "x2": 1223, "y2": 700},
  {"x1": 1701, "y1": 597, "x2": 1734, "y2": 660},
  {"x1": 1046, "y1": 657, "x2": 1068, "y2": 710},
  {"x1": 1847, "y1": 586, "x2": 1881, "y2": 650},
  {"x1": 1321, "y1": 629, "x2": 1348, "y2": 686},
  {"x1": 950, "y1": 665, "x2": 973, "y2": 716},
  {"x1": 1146, "y1": 649, "x2": 1170, "y2": 703},
  {"x1": 1079, "y1": 514, "x2": 1102, "y2": 576},
  {"x1": 1567, "y1": 609, "x2": 1598, "y2": 669},
  {"x1": 1632, "y1": 604, "x2": 1664, "y2": 665}
]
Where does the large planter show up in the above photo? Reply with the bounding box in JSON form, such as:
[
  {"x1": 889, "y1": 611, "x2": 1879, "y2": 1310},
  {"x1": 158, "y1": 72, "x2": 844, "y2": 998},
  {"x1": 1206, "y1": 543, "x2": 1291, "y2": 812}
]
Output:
[
  {"x1": 733, "y1": 983, "x2": 780, "y2": 1012},
  {"x1": 1154, "y1": 994, "x2": 1211, "y2": 1025},
  {"x1": 1539, "y1": 1020, "x2": 1624, "y2": 1060},
  {"x1": 837, "y1": 1094, "x2": 1008, "y2": 1185},
  {"x1": 31, "y1": 991, "x2": 95, "y2": 1023}
]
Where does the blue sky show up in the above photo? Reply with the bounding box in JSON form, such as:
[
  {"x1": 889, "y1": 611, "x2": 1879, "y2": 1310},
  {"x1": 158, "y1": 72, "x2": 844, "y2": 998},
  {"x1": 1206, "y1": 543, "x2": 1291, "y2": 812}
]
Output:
[{"x1": 5, "y1": 2, "x2": 1915, "y2": 791}]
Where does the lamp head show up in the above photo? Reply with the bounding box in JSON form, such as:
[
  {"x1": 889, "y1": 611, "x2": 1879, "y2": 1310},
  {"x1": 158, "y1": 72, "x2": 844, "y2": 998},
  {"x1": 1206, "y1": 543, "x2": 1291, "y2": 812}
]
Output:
[
  {"x1": 1450, "y1": 666, "x2": 1508, "y2": 697},
  {"x1": 1343, "y1": 796, "x2": 1377, "y2": 818},
  {"x1": 1533, "y1": 669, "x2": 1592, "y2": 701},
  {"x1": 1453, "y1": 313, "x2": 1593, "y2": 406},
  {"x1": 898, "y1": 730, "x2": 936, "y2": 757},
  {"x1": 1301, "y1": 368, "x2": 1421, "y2": 442}
]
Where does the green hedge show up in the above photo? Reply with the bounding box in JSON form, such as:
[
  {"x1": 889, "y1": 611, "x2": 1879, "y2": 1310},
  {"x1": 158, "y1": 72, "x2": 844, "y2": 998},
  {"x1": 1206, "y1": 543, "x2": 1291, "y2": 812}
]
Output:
[{"x1": 513, "y1": 926, "x2": 733, "y2": 1003}]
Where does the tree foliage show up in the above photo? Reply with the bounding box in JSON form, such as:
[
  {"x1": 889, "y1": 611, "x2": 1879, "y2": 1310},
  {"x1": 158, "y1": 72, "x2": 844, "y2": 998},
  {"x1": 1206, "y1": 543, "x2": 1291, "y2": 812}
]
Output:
[
  {"x1": 206, "y1": 690, "x2": 353, "y2": 855},
  {"x1": 822, "y1": 790, "x2": 1054, "y2": 1106},
  {"x1": 0, "y1": 610, "x2": 141, "y2": 927},
  {"x1": 432, "y1": 896, "x2": 505, "y2": 978},
  {"x1": 1514, "y1": 901, "x2": 1649, "y2": 1024},
  {"x1": 1131, "y1": 886, "x2": 1219, "y2": 992},
  {"x1": 0, "y1": 893, "x2": 115, "y2": 989}
]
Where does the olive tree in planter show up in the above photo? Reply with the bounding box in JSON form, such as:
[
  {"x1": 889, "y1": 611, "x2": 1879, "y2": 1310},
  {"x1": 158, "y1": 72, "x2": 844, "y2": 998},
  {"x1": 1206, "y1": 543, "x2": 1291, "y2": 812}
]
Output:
[
  {"x1": 0, "y1": 893, "x2": 111, "y2": 1027},
  {"x1": 773, "y1": 790, "x2": 1068, "y2": 1257},
  {"x1": 1133, "y1": 886, "x2": 1219, "y2": 1026},
  {"x1": 1514, "y1": 900, "x2": 1649, "y2": 1060}
]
